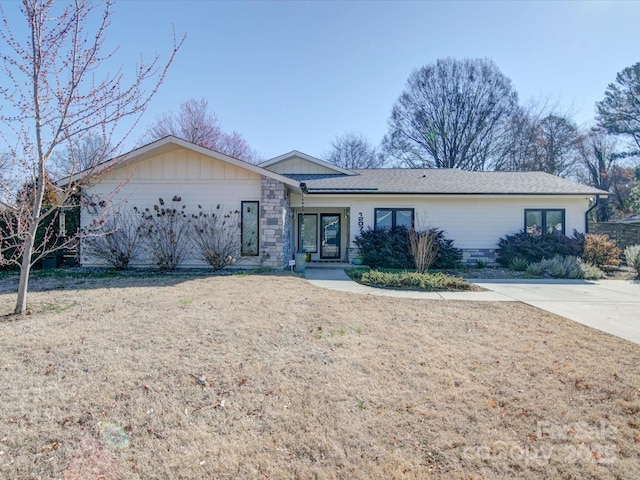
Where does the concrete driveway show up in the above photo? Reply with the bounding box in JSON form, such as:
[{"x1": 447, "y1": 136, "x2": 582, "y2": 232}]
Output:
[
  {"x1": 473, "y1": 279, "x2": 640, "y2": 345},
  {"x1": 305, "y1": 268, "x2": 640, "y2": 345}
]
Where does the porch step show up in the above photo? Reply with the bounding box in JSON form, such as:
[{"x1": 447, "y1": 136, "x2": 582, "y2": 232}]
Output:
[{"x1": 305, "y1": 262, "x2": 352, "y2": 269}]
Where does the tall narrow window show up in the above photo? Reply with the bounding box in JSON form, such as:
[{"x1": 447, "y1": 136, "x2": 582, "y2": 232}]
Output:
[
  {"x1": 298, "y1": 214, "x2": 317, "y2": 253},
  {"x1": 58, "y1": 211, "x2": 66, "y2": 237},
  {"x1": 241, "y1": 201, "x2": 259, "y2": 256}
]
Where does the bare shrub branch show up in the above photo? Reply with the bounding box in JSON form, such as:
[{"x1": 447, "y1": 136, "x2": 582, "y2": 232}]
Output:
[
  {"x1": 83, "y1": 210, "x2": 143, "y2": 270},
  {"x1": 189, "y1": 204, "x2": 240, "y2": 271},
  {"x1": 138, "y1": 197, "x2": 190, "y2": 271},
  {"x1": 409, "y1": 228, "x2": 439, "y2": 273}
]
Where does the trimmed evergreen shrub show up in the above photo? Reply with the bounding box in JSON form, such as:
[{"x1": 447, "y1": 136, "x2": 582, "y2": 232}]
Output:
[
  {"x1": 346, "y1": 269, "x2": 472, "y2": 291},
  {"x1": 431, "y1": 229, "x2": 463, "y2": 269},
  {"x1": 353, "y1": 227, "x2": 413, "y2": 269},
  {"x1": 353, "y1": 226, "x2": 462, "y2": 270},
  {"x1": 497, "y1": 229, "x2": 583, "y2": 267}
]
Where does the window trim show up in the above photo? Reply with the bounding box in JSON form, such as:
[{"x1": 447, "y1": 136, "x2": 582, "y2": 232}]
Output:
[
  {"x1": 524, "y1": 208, "x2": 566, "y2": 235},
  {"x1": 374, "y1": 208, "x2": 415, "y2": 229},
  {"x1": 241, "y1": 201, "x2": 259, "y2": 256}
]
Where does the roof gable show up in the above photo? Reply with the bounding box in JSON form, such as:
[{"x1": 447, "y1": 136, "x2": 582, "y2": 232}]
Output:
[
  {"x1": 259, "y1": 150, "x2": 355, "y2": 176},
  {"x1": 61, "y1": 136, "x2": 300, "y2": 189}
]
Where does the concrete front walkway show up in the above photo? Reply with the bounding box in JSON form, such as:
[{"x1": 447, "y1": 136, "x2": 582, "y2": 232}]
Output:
[{"x1": 304, "y1": 268, "x2": 640, "y2": 345}]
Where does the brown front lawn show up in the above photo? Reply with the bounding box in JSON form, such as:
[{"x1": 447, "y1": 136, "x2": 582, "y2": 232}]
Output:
[{"x1": 0, "y1": 273, "x2": 638, "y2": 479}]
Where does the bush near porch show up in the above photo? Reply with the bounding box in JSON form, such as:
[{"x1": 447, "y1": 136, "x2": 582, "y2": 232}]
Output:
[{"x1": 353, "y1": 226, "x2": 462, "y2": 270}]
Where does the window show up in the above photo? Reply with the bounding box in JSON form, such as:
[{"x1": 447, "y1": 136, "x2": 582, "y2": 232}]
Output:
[
  {"x1": 241, "y1": 201, "x2": 259, "y2": 256},
  {"x1": 374, "y1": 208, "x2": 414, "y2": 229},
  {"x1": 298, "y1": 214, "x2": 317, "y2": 253},
  {"x1": 525, "y1": 209, "x2": 565, "y2": 235}
]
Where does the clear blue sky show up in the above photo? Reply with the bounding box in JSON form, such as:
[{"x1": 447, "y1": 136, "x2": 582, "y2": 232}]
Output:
[{"x1": 4, "y1": 0, "x2": 640, "y2": 160}]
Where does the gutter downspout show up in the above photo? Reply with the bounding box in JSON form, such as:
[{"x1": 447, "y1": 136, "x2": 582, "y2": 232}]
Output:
[{"x1": 585, "y1": 195, "x2": 600, "y2": 233}]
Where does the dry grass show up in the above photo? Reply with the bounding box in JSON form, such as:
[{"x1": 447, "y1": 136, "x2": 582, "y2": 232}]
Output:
[{"x1": 0, "y1": 273, "x2": 639, "y2": 479}]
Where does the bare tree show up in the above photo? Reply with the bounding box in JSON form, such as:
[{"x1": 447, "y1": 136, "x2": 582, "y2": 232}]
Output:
[
  {"x1": 498, "y1": 99, "x2": 580, "y2": 177},
  {"x1": 530, "y1": 115, "x2": 580, "y2": 176},
  {"x1": 51, "y1": 135, "x2": 111, "y2": 178},
  {"x1": 383, "y1": 58, "x2": 519, "y2": 170},
  {"x1": 575, "y1": 130, "x2": 617, "y2": 220},
  {"x1": 574, "y1": 129, "x2": 640, "y2": 220},
  {"x1": 596, "y1": 62, "x2": 640, "y2": 156},
  {"x1": 326, "y1": 132, "x2": 385, "y2": 169},
  {"x1": 142, "y1": 98, "x2": 259, "y2": 163},
  {"x1": 0, "y1": 0, "x2": 183, "y2": 314}
]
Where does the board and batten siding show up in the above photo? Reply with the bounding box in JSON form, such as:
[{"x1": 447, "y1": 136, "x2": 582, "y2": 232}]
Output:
[
  {"x1": 290, "y1": 193, "x2": 590, "y2": 261},
  {"x1": 265, "y1": 156, "x2": 339, "y2": 175},
  {"x1": 80, "y1": 147, "x2": 262, "y2": 267}
]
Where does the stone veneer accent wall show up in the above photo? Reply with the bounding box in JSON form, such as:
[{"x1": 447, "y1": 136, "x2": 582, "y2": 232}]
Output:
[
  {"x1": 461, "y1": 248, "x2": 497, "y2": 265},
  {"x1": 259, "y1": 176, "x2": 291, "y2": 268}
]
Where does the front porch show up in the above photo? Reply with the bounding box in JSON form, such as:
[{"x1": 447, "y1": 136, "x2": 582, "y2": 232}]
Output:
[{"x1": 293, "y1": 207, "x2": 353, "y2": 263}]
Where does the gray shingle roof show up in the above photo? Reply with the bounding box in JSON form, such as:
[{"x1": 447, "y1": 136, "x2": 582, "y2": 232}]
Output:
[{"x1": 286, "y1": 169, "x2": 608, "y2": 196}]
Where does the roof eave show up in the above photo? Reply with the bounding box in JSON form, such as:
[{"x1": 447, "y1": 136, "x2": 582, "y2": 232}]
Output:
[{"x1": 304, "y1": 190, "x2": 610, "y2": 196}]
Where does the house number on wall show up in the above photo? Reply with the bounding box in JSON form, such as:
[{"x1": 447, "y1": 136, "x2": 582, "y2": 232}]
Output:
[{"x1": 357, "y1": 212, "x2": 364, "y2": 232}]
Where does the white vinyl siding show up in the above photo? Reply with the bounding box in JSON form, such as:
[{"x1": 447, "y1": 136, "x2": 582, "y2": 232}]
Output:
[
  {"x1": 81, "y1": 147, "x2": 262, "y2": 267},
  {"x1": 289, "y1": 193, "x2": 590, "y2": 251},
  {"x1": 264, "y1": 156, "x2": 340, "y2": 175}
]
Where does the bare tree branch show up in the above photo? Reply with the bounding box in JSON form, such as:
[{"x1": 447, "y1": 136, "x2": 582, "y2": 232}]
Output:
[
  {"x1": 142, "y1": 98, "x2": 260, "y2": 163},
  {"x1": 383, "y1": 58, "x2": 518, "y2": 170},
  {"x1": 0, "y1": 0, "x2": 184, "y2": 314},
  {"x1": 326, "y1": 132, "x2": 385, "y2": 169}
]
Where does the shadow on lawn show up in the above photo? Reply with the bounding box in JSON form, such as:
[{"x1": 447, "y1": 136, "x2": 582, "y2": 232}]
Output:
[{"x1": 0, "y1": 267, "x2": 294, "y2": 295}]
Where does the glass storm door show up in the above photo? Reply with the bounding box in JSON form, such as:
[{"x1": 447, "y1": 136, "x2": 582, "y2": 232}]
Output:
[{"x1": 320, "y1": 214, "x2": 341, "y2": 259}]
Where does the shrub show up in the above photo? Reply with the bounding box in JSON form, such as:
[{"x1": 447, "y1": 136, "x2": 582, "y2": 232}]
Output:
[
  {"x1": 346, "y1": 268, "x2": 472, "y2": 291},
  {"x1": 353, "y1": 227, "x2": 462, "y2": 270},
  {"x1": 475, "y1": 259, "x2": 488, "y2": 269},
  {"x1": 189, "y1": 205, "x2": 240, "y2": 271},
  {"x1": 83, "y1": 211, "x2": 143, "y2": 270},
  {"x1": 497, "y1": 229, "x2": 583, "y2": 267},
  {"x1": 580, "y1": 261, "x2": 607, "y2": 280},
  {"x1": 409, "y1": 228, "x2": 438, "y2": 273},
  {"x1": 431, "y1": 229, "x2": 463, "y2": 269},
  {"x1": 582, "y1": 233, "x2": 621, "y2": 271},
  {"x1": 507, "y1": 256, "x2": 529, "y2": 271},
  {"x1": 138, "y1": 197, "x2": 191, "y2": 271},
  {"x1": 624, "y1": 245, "x2": 640, "y2": 276},
  {"x1": 526, "y1": 255, "x2": 604, "y2": 280},
  {"x1": 353, "y1": 227, "x2": 413, "y2": 269}
]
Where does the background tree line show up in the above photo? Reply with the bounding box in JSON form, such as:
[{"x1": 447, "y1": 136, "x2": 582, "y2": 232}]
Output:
[
  {"x1": 63, "y1": 57, "x2": 637, "y2": 221},
  {"x1": 326, "y1": 58, "x2": 640, "y2": 221}
]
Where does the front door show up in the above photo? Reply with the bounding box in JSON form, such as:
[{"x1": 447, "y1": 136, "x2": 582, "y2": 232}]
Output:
[{"x1": 320, "y1": 214, "x2": 341, "y2": 259}]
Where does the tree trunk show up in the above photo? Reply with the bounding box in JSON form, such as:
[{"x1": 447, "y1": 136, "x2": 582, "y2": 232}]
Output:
[{"x1": 15, "y1": 231, "x2": 35, "y2": 315}]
